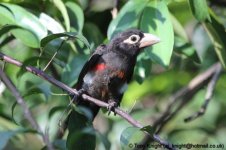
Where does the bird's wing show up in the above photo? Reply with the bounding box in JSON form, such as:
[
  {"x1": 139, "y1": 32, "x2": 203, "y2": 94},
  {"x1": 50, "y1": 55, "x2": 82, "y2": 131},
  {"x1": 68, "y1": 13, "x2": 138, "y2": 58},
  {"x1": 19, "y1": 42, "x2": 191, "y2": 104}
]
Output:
[
  {"x1": 126, "y1": 58, "x2": 136, "y2": 83},
  {"x1": 75, "y1": 44, "x2": 107, "y2": 89}
]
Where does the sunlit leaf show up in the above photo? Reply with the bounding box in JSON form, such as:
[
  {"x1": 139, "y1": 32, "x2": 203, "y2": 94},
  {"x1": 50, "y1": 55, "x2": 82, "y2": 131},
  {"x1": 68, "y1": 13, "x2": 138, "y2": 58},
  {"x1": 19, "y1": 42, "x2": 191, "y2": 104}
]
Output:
[
  {"x1": 107, "y1": 0, "x2": 147, "y2": 39},
  {"x1": 170, "y1": 13, "x2": 188, "y2": 42},
  {"x1": 40, "y1": 32, "x2": 90, "y2": 51},
  {"x1": 0, "y1": 24, "x2": 19, "y2": 36},
  {"x1": 39, "y1": 13, "x2": 65, "y2": 33},
  {"x1": 203, "y1": 10, "x2": 226, "y2": 67},
  {"x1": 0, "y1": 3, "x2": 47, "y2": 47},
  {"x1": 65, "y1": 2, "x2": 84, "y2": 33},
  {"x1": 52, "y1": 0, "x2": 70, "y2": 32},
  {"x1": 140, "y1": 0, "x2": 174, "y2": 67},
  {"x1": 188, "y1": 0, "x2": 210, "y2": 22},
  {"x1": 120, "y1": 126, "x2": 145, "y2": 149}
]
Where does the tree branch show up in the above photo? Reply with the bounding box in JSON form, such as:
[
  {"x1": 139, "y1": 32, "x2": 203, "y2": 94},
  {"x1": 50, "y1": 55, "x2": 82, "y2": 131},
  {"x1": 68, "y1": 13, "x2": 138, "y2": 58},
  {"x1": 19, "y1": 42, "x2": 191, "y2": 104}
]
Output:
[
  {"x1": 140, "y1": 62, "x2": 222, "y2": 145},
  {"x1": 153, "y1": 62, "x2": 222, "y2": 132},
  {"x1": 0, "y1": 52, "x2": 175, "y2": 150},
  {"x1": 184, "y1": 64, "x2": 222, "y2": 122},
  {"x1": 0, "y1": 69, "x2": 53, "y2": 150}
]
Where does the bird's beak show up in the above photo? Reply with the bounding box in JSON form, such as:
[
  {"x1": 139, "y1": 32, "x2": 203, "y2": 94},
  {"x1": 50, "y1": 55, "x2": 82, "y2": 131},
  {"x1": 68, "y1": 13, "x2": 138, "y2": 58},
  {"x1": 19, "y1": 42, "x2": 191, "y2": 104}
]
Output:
[{"x1": 139, "y1": 33, "x2": 160, "y2": 48}]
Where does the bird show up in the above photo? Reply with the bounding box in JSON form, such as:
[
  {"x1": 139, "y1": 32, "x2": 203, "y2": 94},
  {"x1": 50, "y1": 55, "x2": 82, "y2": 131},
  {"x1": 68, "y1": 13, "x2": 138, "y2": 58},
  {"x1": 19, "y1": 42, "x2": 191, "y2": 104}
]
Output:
[{"x1": 71, "y1": 29, "x2": 160, "y2": 121}]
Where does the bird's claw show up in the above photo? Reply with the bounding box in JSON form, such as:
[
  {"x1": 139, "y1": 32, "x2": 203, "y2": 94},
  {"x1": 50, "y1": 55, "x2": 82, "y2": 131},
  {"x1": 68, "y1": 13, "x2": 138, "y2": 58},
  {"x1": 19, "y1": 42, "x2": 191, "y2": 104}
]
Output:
[
  {"x1": 107, "y1": 100, "x2": 118, "y2": 116},
  {"x1": 70, "y1": 88, "x2": 85, "y2": 103}
]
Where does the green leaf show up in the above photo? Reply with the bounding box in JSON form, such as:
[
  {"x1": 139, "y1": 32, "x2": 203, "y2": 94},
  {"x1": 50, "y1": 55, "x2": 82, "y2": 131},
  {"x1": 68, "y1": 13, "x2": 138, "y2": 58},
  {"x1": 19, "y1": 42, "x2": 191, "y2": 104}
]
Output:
[
  {"x1": 188, "y1": 0, "x2": 210, "y2": 22},
  {"x1": 48, "y1": 106, "x2": 66, "y2": 119},
  {"x1": 0, "y1": 4, "x2": 15, "y2": 25},
  {"x1": 140, "y1": 125, "x2": 155, "y2": 135},
  {"x1": 39, "y1": 13, "x2": 65, "y2": 33},
  {"x1": 11, "y1": 101, "x2": 20, "y2": 125},
  {"x1": 22, "y1": 87, "x2": 43, "y2": 98},
  {"x1": 40, "y1": 32, "x2": 90, "y2": 51},
  {"x1": 107, "y1": 0, "x2": 148, "y2": 39},
  {"x1": 83, "y1": 23, "x2": 104, "y2": 49},
  {"x1": 203, "y1": 10, "x2": 226, "y2": 67},
  {"x1": 170, "y1": 13, "x2": 188, "y2": 42},
  {"x1": 0, "y1": 3, "x2": 47, "y2": 47},
  {"x1": 53, "y1": 139, "x2": 67, "y2": 150},
  {"x1": 53, "y1": 0, "x2": 70, "y2": 32},
  {"x1": 120, "y1": 126, "x2": 146, "y2": 149},
  {"x1": 16, "y1": 56, "x2": 48, "y2": 78},
  {"x1": 67, "y1": 109, "x2": 96, "y2": 150},
  {"x1": 0, "y1": 130, "x2": 20, "y2": 150},
  {"x1": 96, "y1": 132, "x2": 111, "y2": 150},
  {"x1": 65, "y1": 2, "x2": 84, "y2": 33},
  {"x1": 12, "y1": 29, "x2": 41, "y2": 48},
  {"x1": 61, "y1": 54, "x2": 88, "y2": 86},
  {"x1": 140, "y1": 0, "x2": 174, "y2": 67},
  {"x1": 0, "y1": 24, "x2": 19, "y2": 36}
]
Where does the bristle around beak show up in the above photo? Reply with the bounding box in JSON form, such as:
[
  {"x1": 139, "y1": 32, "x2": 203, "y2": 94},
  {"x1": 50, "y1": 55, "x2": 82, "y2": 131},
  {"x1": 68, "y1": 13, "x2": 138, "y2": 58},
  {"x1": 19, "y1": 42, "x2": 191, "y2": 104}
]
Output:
[{"x1": 139, "y1": 33, "x2": 160, "y2": 48}]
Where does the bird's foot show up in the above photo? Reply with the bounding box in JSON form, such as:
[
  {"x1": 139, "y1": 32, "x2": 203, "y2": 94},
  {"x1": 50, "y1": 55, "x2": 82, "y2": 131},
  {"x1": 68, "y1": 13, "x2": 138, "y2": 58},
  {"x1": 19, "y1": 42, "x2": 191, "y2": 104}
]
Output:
[
  {"x1": 70, "y1": 89, "x2": 85, "y2": 103},
  {"x1": 107, "y1": 100, "x2": 118, "y2": 116}
]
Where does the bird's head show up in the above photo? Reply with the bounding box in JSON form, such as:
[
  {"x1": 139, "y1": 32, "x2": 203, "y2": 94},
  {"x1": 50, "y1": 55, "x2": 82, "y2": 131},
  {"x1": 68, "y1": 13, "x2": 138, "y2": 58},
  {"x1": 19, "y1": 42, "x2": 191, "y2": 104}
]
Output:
[{"x1": 109, "y1": 29, "x2": 160, "y2": 56}]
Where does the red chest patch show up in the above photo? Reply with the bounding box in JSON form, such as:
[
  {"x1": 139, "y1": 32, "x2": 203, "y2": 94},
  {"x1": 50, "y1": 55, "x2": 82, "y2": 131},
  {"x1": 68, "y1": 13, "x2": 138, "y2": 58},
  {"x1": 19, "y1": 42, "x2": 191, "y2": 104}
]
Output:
[{"x1": 92, "y1": 63, "x2": 106, "y2": 71}]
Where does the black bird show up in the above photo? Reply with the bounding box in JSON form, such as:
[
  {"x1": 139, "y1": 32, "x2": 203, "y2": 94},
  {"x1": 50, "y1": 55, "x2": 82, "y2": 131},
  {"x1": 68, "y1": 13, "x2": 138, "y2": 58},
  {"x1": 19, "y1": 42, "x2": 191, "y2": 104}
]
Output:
[{"x1": 74, "y1": 29, "x2": 160, "y2": 120}]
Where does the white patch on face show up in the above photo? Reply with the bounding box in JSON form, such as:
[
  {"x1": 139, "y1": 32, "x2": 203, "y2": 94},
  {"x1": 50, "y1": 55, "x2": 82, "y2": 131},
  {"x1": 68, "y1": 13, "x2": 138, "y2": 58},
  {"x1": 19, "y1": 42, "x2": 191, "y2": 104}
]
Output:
[
  {"x1": 119, "y1": 83, "x2": 128, "y2": 94},
  {"x1": 123, "y1": 34, "x2": 140, "y2": 44},
  {"x1": 83, "y1": 72, "x2": 94, "y2": 85}
]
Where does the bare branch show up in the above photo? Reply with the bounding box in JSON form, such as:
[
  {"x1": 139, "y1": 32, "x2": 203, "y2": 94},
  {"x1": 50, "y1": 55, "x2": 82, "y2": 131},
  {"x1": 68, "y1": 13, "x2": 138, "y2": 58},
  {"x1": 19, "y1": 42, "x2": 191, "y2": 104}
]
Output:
[
  {"x1": 153, "y1": 62, "x2": 222, "y2": 133},
  {"x1": 140, "y1": 62, "x2": 222, "y2": 146},
  {"x1": 184, "y1": 64, "x2": 222, "y2": 122},
  {"x1": 0, "y1": 69, "x2": 53, "y2": 150},
  {"x1": 0, "y1": 52, "x2": 175, "y2": 150}
]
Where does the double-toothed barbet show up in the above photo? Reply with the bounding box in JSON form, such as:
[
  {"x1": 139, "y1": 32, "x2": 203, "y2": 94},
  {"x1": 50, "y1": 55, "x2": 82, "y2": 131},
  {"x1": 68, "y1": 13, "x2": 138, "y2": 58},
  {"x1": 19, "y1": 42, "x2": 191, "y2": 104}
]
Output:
[{"x1": 74, "y1": 29, "x2": 160, "y2": 120}]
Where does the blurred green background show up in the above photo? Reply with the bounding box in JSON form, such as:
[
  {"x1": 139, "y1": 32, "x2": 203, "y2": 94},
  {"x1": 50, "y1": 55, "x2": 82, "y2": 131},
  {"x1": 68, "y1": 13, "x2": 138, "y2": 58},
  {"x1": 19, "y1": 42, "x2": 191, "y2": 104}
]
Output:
[{"x1": 0, "y1": 0, "x2": 226, "y2": 149}]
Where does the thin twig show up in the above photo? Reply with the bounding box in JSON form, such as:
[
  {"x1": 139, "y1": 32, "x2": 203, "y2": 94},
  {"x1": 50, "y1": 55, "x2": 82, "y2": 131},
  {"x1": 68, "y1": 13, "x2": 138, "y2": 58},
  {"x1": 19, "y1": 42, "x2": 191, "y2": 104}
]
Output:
[
  {"x1": 43, "y1": 40, "x2": 65, "y2": 71},
  {"x1": 140, "y1": 62, "x2": 222, "y2": 146},
  {"x1": 0, "y1": 69, "x2": 53, "y2": 150},
  {"x1": 0, "y1": 52, "x2": 175, "y2": 150},
  {"x1": 153, "y1": 62, "x2": 222, "y2": 132},
  {"x1": 184, "y1": 64, "x2": 222, "y2": 122}
]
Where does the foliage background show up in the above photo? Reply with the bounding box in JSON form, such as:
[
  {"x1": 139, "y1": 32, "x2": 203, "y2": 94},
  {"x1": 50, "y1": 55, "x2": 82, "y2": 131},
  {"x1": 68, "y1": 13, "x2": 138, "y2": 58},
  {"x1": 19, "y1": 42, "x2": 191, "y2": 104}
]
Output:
[{"x1": 0, "y1": 0, "x2": 226, "y2": 149}]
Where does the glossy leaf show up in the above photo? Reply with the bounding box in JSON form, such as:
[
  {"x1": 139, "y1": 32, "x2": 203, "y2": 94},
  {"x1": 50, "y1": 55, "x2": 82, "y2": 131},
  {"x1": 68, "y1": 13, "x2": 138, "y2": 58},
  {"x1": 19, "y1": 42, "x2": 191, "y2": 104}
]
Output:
[
  {"x1": 107, "y1": 0, "x2": 148, "y2": 39},
  {"x1": 140, "y1": 0, "x2": 174, "y2": 67},
  {"x1": 22, "y1": 87, "x2": 43, "y2": 98},
  {"x1": 48, "y1": 106, "x2": 66, "y2": 119},
  {"x1": 66, "y1": 2, "x2": 84, "y2": 33},
  {"x1": 0, "y1": 130, "x2": 20, "y2": 150},
  {"x1": 40, "y1": 32, "x2": 90, "y2": 51},
  {"x1": 0, "y1": 24, "x2": 19, "y2": 36},
  {"x1": 203, "y1": 10, "x2": 226, "y2": 67},
  {"x1": 188, "y1": 0, "x2": 210, "y2": 22},
  {"x1": 53, "y1": 0, "x2": 70, "y2": 32},
  {"x1": 39, "y1": 13, "x2": 65, "y2": 33},
  {"x1": 0, "y1": 3, "x2": 47, "y2": 47},
  {"x1": 140, "y1": 125, "x2": 155, "y2": 135},
  {"x1": 170, "y1": 13, "x2": 188, "y2": 42},
  {"x1": 61, "y1": 54, "x2": 88, "y2": 86},
  {"x1": 11, "y1": 101, "x2": 20, "y2": 125},
  {"x1": 120, "y1": 126, "x2": 145, "y2": 149}
]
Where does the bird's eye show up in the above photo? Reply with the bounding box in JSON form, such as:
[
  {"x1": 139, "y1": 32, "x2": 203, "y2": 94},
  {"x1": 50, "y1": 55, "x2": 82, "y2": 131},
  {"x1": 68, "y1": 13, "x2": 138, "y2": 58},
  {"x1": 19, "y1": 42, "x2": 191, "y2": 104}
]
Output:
[
  {"x1": 131, "y1": 36, "x2": 137, "y2": 42},
  {"x1": 123, "y1": 35, "x2": 140, "y2": 44}
]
